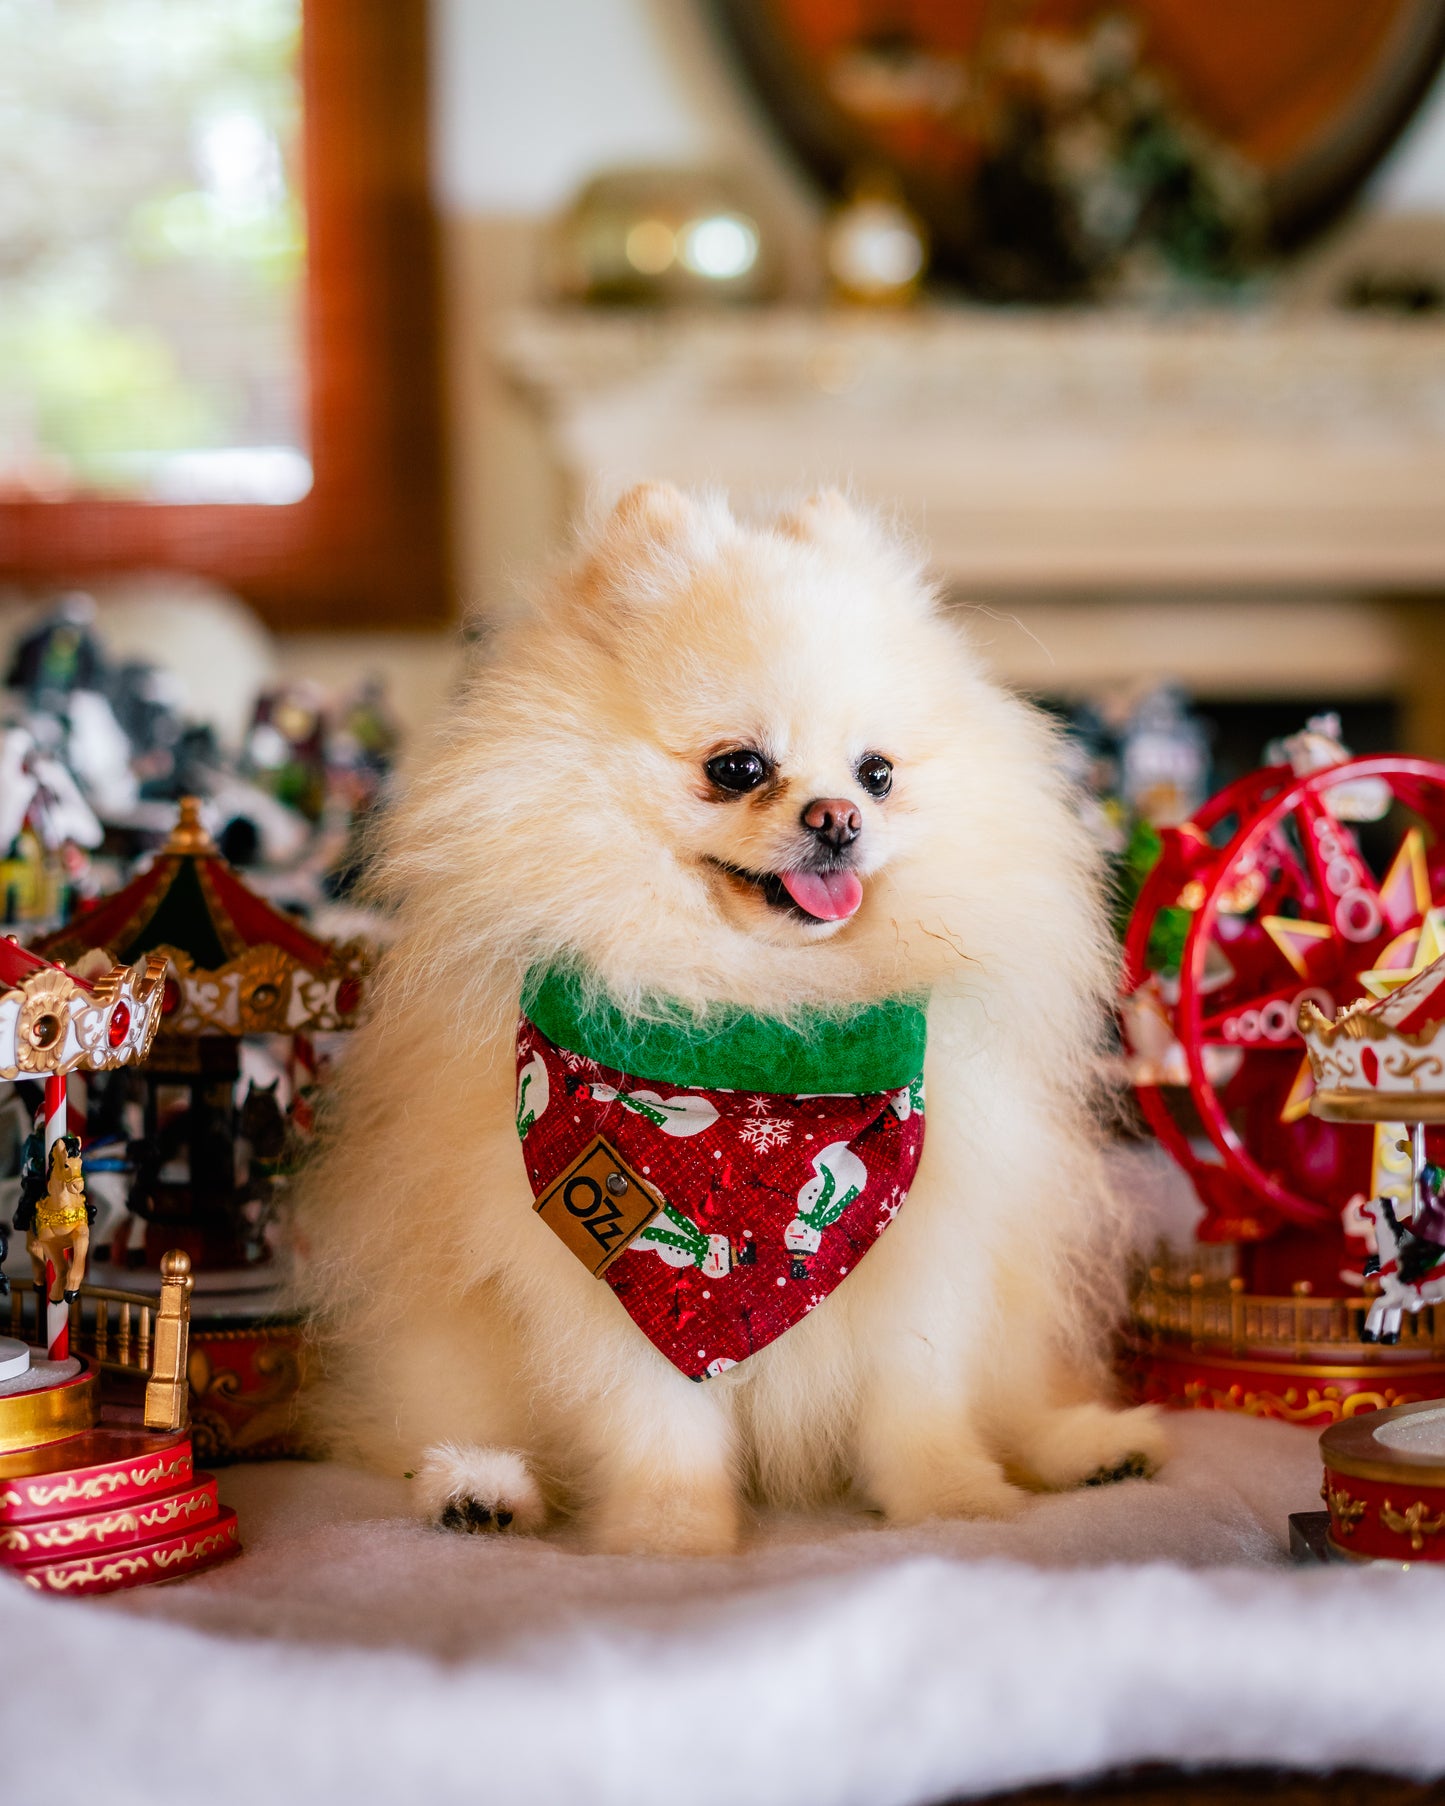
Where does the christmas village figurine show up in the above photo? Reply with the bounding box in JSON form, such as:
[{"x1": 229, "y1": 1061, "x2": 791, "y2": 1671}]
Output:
[
  {"x1": 5, "y1": 593, "x2": 145, "y2": 832},
  {"x1": 0, "y1": 595, "x2": 338, "y2": 880},
  {"x1": 0, "y1": 714, "x2": 102, "y2": 927},
  {"x1": 1120, "y1": 725, "x2": 1445, "y2": 1424},
  {"x1": 244, "y1": 681, "x2": 330, "y2": 823}
]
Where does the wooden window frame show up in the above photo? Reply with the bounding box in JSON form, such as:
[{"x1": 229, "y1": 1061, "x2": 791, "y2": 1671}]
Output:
[{"x1": 0, "y1": 0, "x2": 449, "y2": 630}]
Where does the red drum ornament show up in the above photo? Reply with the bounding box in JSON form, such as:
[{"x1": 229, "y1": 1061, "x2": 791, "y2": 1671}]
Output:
[{"x1": 1321, "y1": 1403, "x2": 1445, "y2": 1564}]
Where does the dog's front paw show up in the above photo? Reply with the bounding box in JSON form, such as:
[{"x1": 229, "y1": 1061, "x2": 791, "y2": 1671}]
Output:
[
  {"x1": 1084, "y1": 1451, "x2": 1156, "y2": 1487},
  {"x1": 588, "y1": 1480, "x2": 740, "y2": 1557},
  {"x1": 415, "y1": 1441, "x2": 545, "y2": 1536},
  {"x1": 872, "y1": 1447, "x2": 1029, "y2": 1526},
  {"x1": 1015, "y1": 1403, "x2": 1169, "y2": 1493}
]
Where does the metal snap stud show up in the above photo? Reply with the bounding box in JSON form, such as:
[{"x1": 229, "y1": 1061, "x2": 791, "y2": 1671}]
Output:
[{"x1": 606, "y1": 1172, "x2": 628, "y2": 1196}]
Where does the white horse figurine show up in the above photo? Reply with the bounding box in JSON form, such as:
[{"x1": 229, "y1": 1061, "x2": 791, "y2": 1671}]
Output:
[{"x1": 1360, "y1": 1196, "x2": 1445, "y2": 1342}]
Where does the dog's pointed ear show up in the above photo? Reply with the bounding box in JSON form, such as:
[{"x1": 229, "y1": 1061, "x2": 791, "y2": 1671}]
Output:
[
  {"x1": 778, "y1": 489, "x2": 935, "y2": 608},
  {"x1": 776, "y1": 489, "x2": 859, "y2": 544},
  {"x1": 570, "y1": 483, "x2": 719, "y2": 617},
  {"x1": 608, "y1": 482, "x2": 695, "y2": 543}
]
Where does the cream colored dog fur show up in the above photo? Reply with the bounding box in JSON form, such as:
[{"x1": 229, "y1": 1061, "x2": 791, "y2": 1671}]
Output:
[{"x1": 294, "y1": 485, "x2": 1165, "y2": 1554}]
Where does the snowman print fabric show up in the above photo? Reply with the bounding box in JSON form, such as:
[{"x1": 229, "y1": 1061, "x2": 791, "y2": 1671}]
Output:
[{"x1": 515, "y1": 1015, "x2": 925, "y2": 1379}]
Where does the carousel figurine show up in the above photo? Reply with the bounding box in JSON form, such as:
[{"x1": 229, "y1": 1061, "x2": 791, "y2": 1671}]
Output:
[
  {"x1": 37, "y1": 795, "x2": 367, "y2": 1461},
  {"x1": 0, "y1": 928, "x2": 242, "y2": 1597},
  {"x1": 1299, "y1": 954, "x2": 1445, "y2": 1345},
  {"x1": 1295, "y1": 953, "x2": 1445, "y2": 1562},
  {"x1": 37, "y1": 795, "x2": 366, "y2": 1274},
  {"x1": 0, "y1": 934, "x2": 166, "y2": 1362}
]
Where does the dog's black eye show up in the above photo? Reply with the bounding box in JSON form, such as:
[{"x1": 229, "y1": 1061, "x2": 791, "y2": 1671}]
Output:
[
  {"x1": 706, "y1": 749, "x2": 770, "y2": 795},
  {"x1": 856, "y1": 754, "x2": 893, "y2": 799}
]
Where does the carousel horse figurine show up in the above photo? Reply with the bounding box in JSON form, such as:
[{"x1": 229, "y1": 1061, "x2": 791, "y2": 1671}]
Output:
[
  {"x1": 12, "y1": 1127, "x2": 47, "y2": 1243},
  {"x1": 235, "y1": 1078, "x2": 289, "y2": 1263},
  {"x1": 1361, "y1": 1194, "x2": 1445, "y2": 1344},
  {"x1": 20, "y1": 1134, "x2": 94, "y2": 1304}
]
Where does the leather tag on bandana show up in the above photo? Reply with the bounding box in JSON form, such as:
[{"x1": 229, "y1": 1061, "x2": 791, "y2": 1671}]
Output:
[{"x1": 534, "y1": 1135, "x2": 663, "y2": 1276}]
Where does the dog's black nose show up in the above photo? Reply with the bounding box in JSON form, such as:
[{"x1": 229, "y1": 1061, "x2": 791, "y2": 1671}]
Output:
[{"x1": 801, "y1": 797, "x2": 862, "y2": 850}]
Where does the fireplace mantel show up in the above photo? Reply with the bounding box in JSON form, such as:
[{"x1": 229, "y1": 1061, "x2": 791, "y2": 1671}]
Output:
[{"x1": 498, "y1": 307, "x2": 1445, "y2": 596}]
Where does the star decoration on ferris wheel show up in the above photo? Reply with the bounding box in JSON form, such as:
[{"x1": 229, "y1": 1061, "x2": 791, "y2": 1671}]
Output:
[
  {"x1": 1260, "y1": 828, "x2": 1443, "y2": 1122},
  {"x1": 1358, "y1": 829, "x2": 1445, "y2": 998}
]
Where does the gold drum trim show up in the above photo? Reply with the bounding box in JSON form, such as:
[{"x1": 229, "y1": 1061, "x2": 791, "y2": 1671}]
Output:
[
  {"x1": 0, "y1": 1366, "x2": 97, "y2": 1454},
  {"x1": 1321, "y1": 1399, "x2": 1445, "y2": 1487},
  {"x1": 1311, "y1": 1090, "x2": 1445, "y2": 1123}
]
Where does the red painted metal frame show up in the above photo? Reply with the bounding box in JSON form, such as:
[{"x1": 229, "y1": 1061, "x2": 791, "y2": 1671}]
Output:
[{"x1": 1123, "y1": 754, "x2": 1445, "y2": 1232}]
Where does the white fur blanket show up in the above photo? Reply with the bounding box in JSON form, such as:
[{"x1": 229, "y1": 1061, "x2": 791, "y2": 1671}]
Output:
[{"x1": 7, "y1": 1410, "x2": 1445, "y2": 1805}]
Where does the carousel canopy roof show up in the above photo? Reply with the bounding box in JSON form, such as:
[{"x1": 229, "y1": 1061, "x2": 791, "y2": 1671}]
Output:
[
  {"x1": 1363, "y1": 955, "x2": 1445, "y2": 1036},
  {"x1": 0, "y1": 934, "x2": 79, "y2": 992},
  {"x1": 38, "y1": 798, "x2": 364, "y2": 1039},
  {"x1": 41, "y1": 798, "x2": 333, "y2": 973},
  {"x1": 1301, "y1": 951, "x2": 1445, "y2": 1123}
]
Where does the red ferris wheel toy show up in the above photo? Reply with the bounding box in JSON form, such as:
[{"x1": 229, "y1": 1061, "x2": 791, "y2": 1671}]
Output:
[{"x1": 1120, "y1": 727, "x2": 1445, "y2": 1253}]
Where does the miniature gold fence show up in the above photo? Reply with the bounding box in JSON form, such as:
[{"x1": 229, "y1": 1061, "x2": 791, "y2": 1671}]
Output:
[
  {"x1": 1132, "y1": 1250, "x2": 1445, "y2": 1362},
  {"x1": 4, "y1": 1250, "x2": 194, "y2": 1432}
]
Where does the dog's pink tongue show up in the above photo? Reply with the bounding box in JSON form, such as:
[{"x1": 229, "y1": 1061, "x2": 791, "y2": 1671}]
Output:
[{"x1": 779, "y1": 869, "x2": 864, "y2": 922}]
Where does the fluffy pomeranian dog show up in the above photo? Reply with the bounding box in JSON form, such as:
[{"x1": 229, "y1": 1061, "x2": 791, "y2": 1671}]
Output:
[{"x1": 294, "y1": 484, "x2": 1165, "y2": 1554}]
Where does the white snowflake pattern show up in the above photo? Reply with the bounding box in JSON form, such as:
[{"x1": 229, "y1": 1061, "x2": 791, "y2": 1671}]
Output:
[
  {"x1": 875, "y1": 1189, "x2": 906, "y2": 1233},
  {"x1": 560, "y1": 1049, "x2": 600, "y2": 1074},
  {"x1": 744, "y1": 1094, "x2": 774, "y2": 1117},
  {"x1": 739, "y1": 1115, "x2": 793, "y2": 1153}
]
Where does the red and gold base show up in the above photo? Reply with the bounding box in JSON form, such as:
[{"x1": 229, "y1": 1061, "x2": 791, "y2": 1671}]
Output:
[
  {"x1": 0, "y1": 1421, "x2": 195, "y2": 1520},
  {"x1": 6, "y1": 1508, "x2": 240, "y2": 1595},
  {"x1": 0, "y1": 1360, "x2": 241, "y2": 1594},
  {"x1": 1122, "y1": 1337, "x2": 1445, "y2": 1427},
  {"x1": 1321, "y1": 1402, "x2": 1445, "y2": 1563}
]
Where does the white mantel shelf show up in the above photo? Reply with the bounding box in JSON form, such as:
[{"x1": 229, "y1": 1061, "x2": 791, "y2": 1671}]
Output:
[{"x1": 498, "y1": 307, "x2": 1445, "y2": 595}]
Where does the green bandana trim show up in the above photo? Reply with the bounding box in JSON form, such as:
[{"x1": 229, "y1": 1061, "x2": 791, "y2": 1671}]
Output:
[{"x1": 523, "y1": 965, "x2": 927, "y2": 1096}]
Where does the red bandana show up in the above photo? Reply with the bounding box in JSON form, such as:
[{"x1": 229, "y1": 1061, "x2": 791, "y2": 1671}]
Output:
[{"x1": 515, "y1": 1016, "x2": 926, "y2": 1379}]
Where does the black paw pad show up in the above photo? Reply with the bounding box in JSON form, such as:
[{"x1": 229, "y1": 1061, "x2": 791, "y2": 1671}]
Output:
[
  {"x1": 1084, "y1": 1452, "x2": 1155, "y2": 1487},
  {"x1": 438, "y1": 1496, "x2": 496, "y2": 1533}
]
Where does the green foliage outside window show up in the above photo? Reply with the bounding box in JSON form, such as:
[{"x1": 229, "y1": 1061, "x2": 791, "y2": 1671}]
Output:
[{"x1": 0, "y1": 0, "x2": 304, "y2": 498}]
